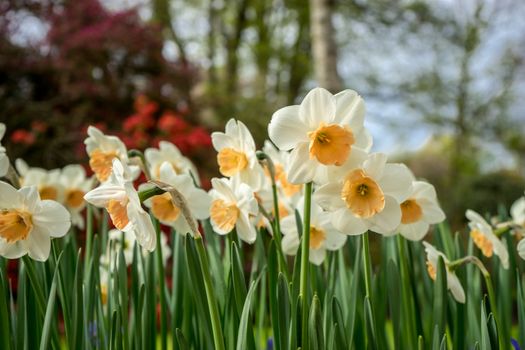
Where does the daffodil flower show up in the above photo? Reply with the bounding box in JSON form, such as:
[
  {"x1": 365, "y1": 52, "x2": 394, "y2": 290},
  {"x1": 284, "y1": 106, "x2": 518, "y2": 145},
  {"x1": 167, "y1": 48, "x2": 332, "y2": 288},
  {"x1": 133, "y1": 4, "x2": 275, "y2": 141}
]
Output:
[
  {"x1": 0, "y1": 181, "x2": 71, "y2": 261},
  {"x1": 85, "y1": 126, "x2": 139, "y2": 183},
  {"x1": 422, "y1": 242, "x2": 465, "y2": 303},
  {"x1": 281, "y1": 196, "x2": 346, "y2": 265},
  {"x1": 262, "y1": 141, "x2": 302, "y2": 198},
  {"x1": 84, "y1": 159, "x2": 156, "y2": 251},
  {"x1": 211, "y1": 119, "x2": 265, "y2": 191},
  {"x1": 315, "y1": 153, "x2": 413, "y2": 235},
  {"x1": 145, "y1": 141, "x2": 199, "y2": 183},
  {"x1": 466, "y1": 209, "x2": 509, "y2": 269},
  {"x1": 208, "y1": 177, "x2": 258, "y2": 243},
  {"x1": 59, "y1": 165, "x2": 94, "y2": 229},
  {"x1": 396, "y1": 181, "x2": 446, "y2": 241},
  {"x1": 0, "y1": 123, "x2": 9, "y2": 177},
  {"x1": 141, "y1": 162, "x2": 210, "y2": 235},
  {"x1": 268, "y1": 87, "x2": 372, "y2": 184}
]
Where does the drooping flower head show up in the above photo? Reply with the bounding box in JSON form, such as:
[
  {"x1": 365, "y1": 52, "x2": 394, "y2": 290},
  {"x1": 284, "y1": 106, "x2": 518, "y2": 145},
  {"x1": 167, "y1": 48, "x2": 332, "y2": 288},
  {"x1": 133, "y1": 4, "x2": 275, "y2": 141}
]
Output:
[
  {"x1": 396, "y1": 180, "x2": 446, "y2": 241},
  {"x1": 208, "y1": 177, "x2": 258, "y2": 244},
  {"x1": 466, "y1": 209, "x2": 509, "y2": 269},
  {"x1": 0, "y1": 181, "x2": 71, "y2": 261},
  {"x1": 212, "y1": 119, "x2": 265, "y2": 190},
  {"x1": 142, "y1": 162, "x2": 210, "y2": 235},
  {"x1": 281, "y1": 196, "x2": 346, "y2": 265},
  {"x1": 268, "y1": 88, "x2": 372, "y2": 184},
  {"x1": 84, "y1": 159, "x2": 156, "y2": 251},
  {"x1": 423, "y1": 242, "x2": 465, "y2": 303},
  {"x1": 0, "y1": 123, "x2": 9, "y2": 177},
  {"x1": 145, "y1": 141, "x2": 199, "y2": 183},
  {"x1": 315, "y1": 153, "x2": 413, "y2": 235},
  {"x1": 59, "y1": 165, "x2": 94, "y2": 229},
  {"x1": 85, "y1": 126, "x2": 139, "y2": 183}
]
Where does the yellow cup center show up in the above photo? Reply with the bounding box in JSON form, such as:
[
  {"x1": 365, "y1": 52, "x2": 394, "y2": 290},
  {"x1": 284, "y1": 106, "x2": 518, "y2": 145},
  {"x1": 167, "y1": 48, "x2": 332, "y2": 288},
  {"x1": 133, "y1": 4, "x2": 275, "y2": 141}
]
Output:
[
  {"x1": 210, "y1": 199, "x2": 239, "y2": 233},
  {"x1": 400, "y1": 199, "x2": 423, "y2": 224},
  {"x1": 0, "y1": 209, "x2": 33, "y2": 243},
  {"x1": 151, "y1": 192, "x2": 180, "y2": 222},
  {"x1": 310, "y1": 226, "x2": 326, "y2": 249},
  {"x1": 341, "y1": 169, "x2": 385, "y2": 218},
  {"x1": 470, "y1": 229, "x2": 493, "y2": 257},
  {"x1": 217, "y1": 148, "x2": 248, "y2": 177},
  {"x1": 39, "y1": 186, "x2": 58, "y2": 200},
  {"x1": 107, "y1": 199, "x2": 130, "y2": 230},
  {"x1": 65, "y1": 189, "x2": 85, "y2": 209},
  {"x1": 89, "y1": 149, "x2": 118, "y2": 182},
  {"x1": 307, "y1": 123, "x2": 354, "y2": 166}
]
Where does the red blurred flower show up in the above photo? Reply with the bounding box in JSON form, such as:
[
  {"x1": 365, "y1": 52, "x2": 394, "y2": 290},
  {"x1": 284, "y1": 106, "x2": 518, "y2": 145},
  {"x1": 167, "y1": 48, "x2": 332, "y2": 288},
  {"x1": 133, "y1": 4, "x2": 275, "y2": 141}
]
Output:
[
  {"x1": 123, "y1": 113, "x2": 154, "y2": 132},
  {"x1": 158, "y1": 111, "x2": 188, "y2": 133},
  {"x1": 11, "y1": 129, "x2": 36, "y2": 145},
  {"x1": 187, "y1": 127, "x2": 212, "y2": 148},
  {"x1": 31, "y1": 121, "x2": 48, "y2": 133},
  {"x1": 134, "y1": 94, "x2": 158, "y2": 115}
]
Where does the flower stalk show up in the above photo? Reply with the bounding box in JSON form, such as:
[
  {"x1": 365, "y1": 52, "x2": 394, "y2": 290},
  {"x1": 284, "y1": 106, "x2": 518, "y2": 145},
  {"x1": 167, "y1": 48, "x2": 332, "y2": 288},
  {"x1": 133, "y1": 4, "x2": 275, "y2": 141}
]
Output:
[{"x1": 299, "y1": 181, "x2": 313, "y2": 349}]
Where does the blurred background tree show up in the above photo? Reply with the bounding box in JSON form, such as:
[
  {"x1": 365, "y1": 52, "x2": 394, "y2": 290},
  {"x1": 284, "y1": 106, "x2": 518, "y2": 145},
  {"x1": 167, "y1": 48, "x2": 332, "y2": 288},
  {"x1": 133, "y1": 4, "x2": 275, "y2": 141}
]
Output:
[{"x1": 0, "y1": 0, "x2": 524, "y2": 226}]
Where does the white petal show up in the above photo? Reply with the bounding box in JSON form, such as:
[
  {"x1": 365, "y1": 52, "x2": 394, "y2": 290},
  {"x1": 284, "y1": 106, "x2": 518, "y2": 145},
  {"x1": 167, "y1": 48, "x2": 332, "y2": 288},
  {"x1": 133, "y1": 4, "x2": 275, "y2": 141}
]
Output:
[
  {"x1": 25, "y1": 227, "x2": 51, "y2": 261},
  {"x1": 447, "y1": 273, "x2": 466, "y2": 303},
  {"x1": 368, "y1": 196, "x2": 402, "y2": 235},
  {"x1": 332, "y1": 207, "x2": 368, "y2": 235},
  {"x1": 518, "y1": 238, "x2": 525, "y2": 260},
  {"x1": 313, "y1": 182, "x2": 345, "y2": 211},
  {"x1": 33, "y1": 200, "x2": 71, "y2": 238},
  {"x1": 211, "y1": 132, "x2": 235, "y2": 151},
  {"x1": 286, "y1": 142, "x2": 318, "y2": 184},
  {"x1": 0, "y1": 123, "x2": 5, "y2": 140},
  {"x1": 378, "y1": 164, "x2": 414, "y2": 203},
  {"x1": 210, "y1": 178, "x2": 236, "y2": 203},
  {"x1": 309, "y1": 248, "x2": 326, "y2": 265},
  {"x1": 299, "y1": 88, "x2": 336, "y2": 127},
  {"x1": 0, "y1": 181, "x2": 22, "y2": 208},
  {"x1": 510, "y1": 197, "x2": 525, "y2": 225},
  {"x1": 189, "y1": 188, "x2": 212, "y2": 219},
  {"x1": 399, "y1": 221, "x2": 430, "y2": 241},
  {"x1": 0, "y1": 155, "x2": 8, "y2": 177},
  {"x1": 236, "y1": 213, "x2": 257, "y2": 244},
  {"x1": 0, "y1": 240, "x2": 27, "y2": 259},
  {"x1": 281, "y1": 229, "x2": 300, "y2": 256},
  {"x1": 268, "y1": 105, "x2": 309, "y2": 151},
  {"x1": 323, "y1": 229, "x2": 347, "y2": 250},
  {"x1": 131, "y1": 208, "x2": 156, "y2": 251},
  {"x1": 84, "y1": 185, "x2": 126, "y2": 207},
  {"x1": 491, "y1": 237, "x2": 509, "y2": 269},
  {"x1": 333, "y1": 89, "x2": 365, "y2": 130},
  {"x1": 321, "y1": 147, "x2": 368, "y2": 184},
  {"x1": 363, "y1": 153, "x2": 387, "y2": 179},
  {"x1": 418, "y1": 199, "x2": 446, "y2": 224},
  {"x1": 236, "y1": 120, "x2": 256, "y2": 152},
  {"x1": 354, "y1": 129, "x2": 373, "y2": 152}
]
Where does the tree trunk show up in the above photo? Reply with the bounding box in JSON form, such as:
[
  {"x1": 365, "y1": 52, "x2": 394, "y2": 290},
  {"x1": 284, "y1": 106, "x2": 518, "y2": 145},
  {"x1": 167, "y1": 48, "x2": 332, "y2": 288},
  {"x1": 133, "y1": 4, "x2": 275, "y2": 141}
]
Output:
[{"x1": 309, "y1": 0, "x2": 342, "y2": 92}]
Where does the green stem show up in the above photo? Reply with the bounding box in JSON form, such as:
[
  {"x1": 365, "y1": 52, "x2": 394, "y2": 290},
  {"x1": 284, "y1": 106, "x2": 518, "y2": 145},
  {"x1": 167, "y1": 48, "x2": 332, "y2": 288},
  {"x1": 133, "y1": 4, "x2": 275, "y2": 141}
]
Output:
[
  {"x1": 84, "y1": 204, "x2": 94, "y2": 270},
  {"x1": 154, "y1": 219, "x2": 168, "y2": 350},
  {"x1": 128, "y1": 149, "x2": 152, "y2": 180},
  {"x1": 300, "y1": 182, "x2": 313, "y2": 349},
  {"x1": 362, "y1": 231, "x2": 373, "y2": 299},
  {"x1": 448, "y1": 255, "x2": 505, "y2": 350},
  {"x1": 195, "y1": 237, "x2": 225, "y2": 350},
  {"x1": 21, "y1": 256, "x2": 46, "y2": 316},
  {"x1": 396, "y1": 235, "x2": 417, "y2": 350}
]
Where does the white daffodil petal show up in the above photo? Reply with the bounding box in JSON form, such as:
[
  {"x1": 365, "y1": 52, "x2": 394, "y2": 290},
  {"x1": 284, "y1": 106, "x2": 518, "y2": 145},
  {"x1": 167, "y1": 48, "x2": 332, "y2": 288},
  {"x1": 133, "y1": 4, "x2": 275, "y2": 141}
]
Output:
[
  {"x1": 281, "y1": 230, "x2": 300, "y2": 256},
  {"x1": 26, "y1": 227, "x2": 52, "y2": 262},
  {"x1": 447, "y1": 273, "x2": 466, "y2": 304},
  {"x1": 324, "y1": 230, "x2": 347, "y2": 250},
  {"x1": 418, "y1": 199, "x2": 446, "y2": 224},
  {"x1": 0, "y1": 155, "x2": 8, "y2": 177},
  {"x1": 332, "y1": 207, "x2": 368, "y2": 235},
  {"x1": 399, "y1": 221, "x2": 430, "y2": 241},
  {"x1": 236, "y1": 213, "x2": 257, "y2": 244},
  {"x1": 518, "y1": 239, "x2": 525, "y2": 260},
  {"x1": 309, "y1": 248, "x2": 326, "y2": 266},
  {"x1": 334, "y1": 89, "x2": 365, "y2": 130},
  {"x1": 131, "y1": 208, "x2": 156, "y2": 251},
  {"x1": 368, "y1": 196, "x2": 402, "y2": 235},
  {"x1": 354, "y1": 129, "x2": 373, "y2": 152},
  {"x1": 363, "y1": 153, "x2": 387, "y2": 179},
  {"x1": 268, "y1": 105, "x2": 308, "y2": 150},
  {"x1": 314, "y1": 182, "x2": 345, "y2": 211},
  {"x1": 33, "y1": 200, "x2": 71, "y2": 237},
  {"x1": 0, "y1": 240, "x2": 26, "y2": 259},
  {"x1": 299, "y1": 87, "x2": 336, "y2": 127},
  {"x1": 286, "y1": 142, "x2": 318, "y2": 184},
  {"x1": 378, "y1": 164, "x2": 414, "y2": 202}
]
